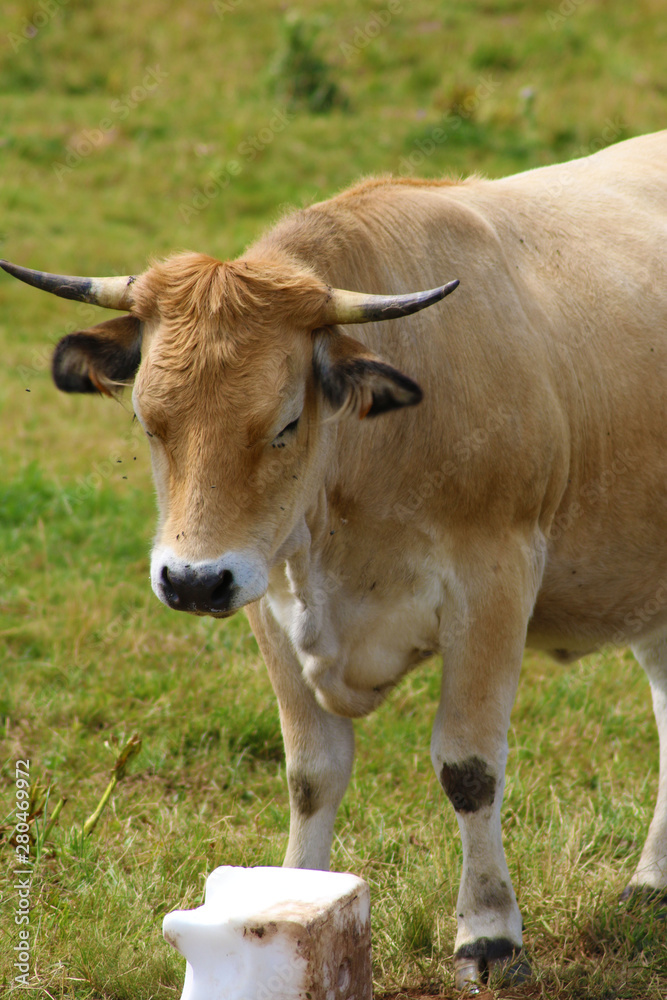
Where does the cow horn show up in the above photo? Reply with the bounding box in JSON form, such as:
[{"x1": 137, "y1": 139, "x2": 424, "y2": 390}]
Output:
[
  {"x1": 0, "y1": 259, "x2": 136, "y2": 310},
  {"x1": 322, "y1": 278, "x2": 459, "y2": 325}
]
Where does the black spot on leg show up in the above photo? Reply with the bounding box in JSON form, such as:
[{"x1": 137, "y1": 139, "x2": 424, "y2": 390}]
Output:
[
  {"x1": 288, "y1": 772, "x2": 319, "y2": 818},
  {"x1": 477, "y1": 872, "x2": 513, "y2": 912},
  {"x1": 440, "y1": 756, "x2": 496, "y2": 813}
]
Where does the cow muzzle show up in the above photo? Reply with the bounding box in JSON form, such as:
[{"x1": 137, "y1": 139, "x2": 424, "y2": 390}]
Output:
[{"x1": 151, "y1": 547, "x2": 269, "y2": 617}]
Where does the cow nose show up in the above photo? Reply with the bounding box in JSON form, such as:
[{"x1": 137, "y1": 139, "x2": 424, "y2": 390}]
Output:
[{"x1": 160, "y1": 564, "x2": 235, "y2": 614}]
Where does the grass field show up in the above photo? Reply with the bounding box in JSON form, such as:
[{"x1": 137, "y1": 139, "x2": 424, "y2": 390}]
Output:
[{"x1": 1, "y1": 1, "x2": 666, "y2": 997}]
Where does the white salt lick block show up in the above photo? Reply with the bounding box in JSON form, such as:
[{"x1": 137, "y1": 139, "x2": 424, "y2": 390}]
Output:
[{"x1": 163, "y1": 865, "x2": 372, "y2": 1000}]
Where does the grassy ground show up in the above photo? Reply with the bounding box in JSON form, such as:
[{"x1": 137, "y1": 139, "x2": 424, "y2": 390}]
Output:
[{"x1": 0, "y1": 1, "x2": 666, "y2": 997}]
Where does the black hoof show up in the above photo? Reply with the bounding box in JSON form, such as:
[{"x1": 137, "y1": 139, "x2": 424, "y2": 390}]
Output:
[
  {"x1": 488, "y1": 951, "x2": 532, "y2": 987},
  {"x1": 454, "y1": 938, "x2": 530, "y2": 992},
  {"x1": 454, "y1": 956, "x2": 486, "y2": 994}
]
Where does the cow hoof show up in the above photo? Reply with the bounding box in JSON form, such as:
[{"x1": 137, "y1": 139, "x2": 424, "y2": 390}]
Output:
[
  {"x1": 488, "y1": 950, "x2": 532, "y2": 986},
  {"x1": 454, "y1": 942, "x2": 530, "y2": 992},
  {"x1": 454, "y1": 956, "x2": 485, "y2": 993}
]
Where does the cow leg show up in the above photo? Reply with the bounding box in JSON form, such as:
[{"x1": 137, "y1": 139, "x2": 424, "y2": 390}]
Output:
[
  {"x1": 246, "y1": 599, "x2": 355, "y2": 871},
  {"x1": 431, "y1": 533, "x2": 542, "y2": 990},
  {"x1": 625, "y1": 635, "x2": 667, "y2": 899}
]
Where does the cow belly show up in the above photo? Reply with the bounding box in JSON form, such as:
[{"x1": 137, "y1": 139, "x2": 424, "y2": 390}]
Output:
[
  {"x1": 266, "y1": 566, "x2": 443, "y2": 718},
  {"x1": 528, "y1": 569, "x2": 667, "y2": 656}
]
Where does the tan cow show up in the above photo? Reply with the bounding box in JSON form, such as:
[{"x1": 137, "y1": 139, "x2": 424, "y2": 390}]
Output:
[{"x1": 3, "y1": 129, "x2": 667, "y2": 990}]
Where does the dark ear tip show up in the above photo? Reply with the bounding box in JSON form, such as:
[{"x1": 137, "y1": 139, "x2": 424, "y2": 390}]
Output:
[
  {"x1": 51, "y1": 320, "x2": 141, "y2": 395},
  {"x1": 52, "y1": 335, "x2": 93, "y2": 393},
  {"x1": 52, "y1": 332, "x2": 108, "y2": 394},
  {"x1": 52, "y1": 370, "x2": 99, "y2": 394},
  {"x1": 364, "y1": 367, "x2": 423, "y2": 417}
]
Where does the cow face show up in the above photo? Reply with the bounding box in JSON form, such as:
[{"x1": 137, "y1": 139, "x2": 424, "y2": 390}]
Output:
[{"x1": 44, "y1": 252, "x2": 444, "y2": 617}]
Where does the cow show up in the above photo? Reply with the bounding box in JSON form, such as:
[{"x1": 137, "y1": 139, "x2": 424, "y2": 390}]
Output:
[{"x1": 3, "y1": 129, "x2": 667, "y2": 990}]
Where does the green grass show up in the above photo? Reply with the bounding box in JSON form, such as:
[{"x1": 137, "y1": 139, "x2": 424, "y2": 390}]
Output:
[{"x1": 1, "y1": 1, "x2": 667, "y2": 997}]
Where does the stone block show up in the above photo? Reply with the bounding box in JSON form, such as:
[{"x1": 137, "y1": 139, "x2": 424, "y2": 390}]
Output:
[{"x1": 163, "y1": 865, "x2": 372, "y2": 1000}]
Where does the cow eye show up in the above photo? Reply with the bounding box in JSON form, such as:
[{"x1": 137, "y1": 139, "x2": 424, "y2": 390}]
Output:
[
  {"x1": 280, "y1": 416, "x2": 300, "y2": 436},
  {"x1": 272, "y1": 416, "x2": 300, "y2": 448}
]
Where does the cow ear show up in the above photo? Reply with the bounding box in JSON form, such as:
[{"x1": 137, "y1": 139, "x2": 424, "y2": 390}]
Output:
[
  {"x1": 312, "y1": 328, "x2": 423, "y2": 419},
  {"x1": 52, "y1": 314, "x2": 142, "y2": 396}
]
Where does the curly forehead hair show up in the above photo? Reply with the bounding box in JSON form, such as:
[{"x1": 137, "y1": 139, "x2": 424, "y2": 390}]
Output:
[{"x1": 133, "y1": 251, "x2": 330, "y2": 336}]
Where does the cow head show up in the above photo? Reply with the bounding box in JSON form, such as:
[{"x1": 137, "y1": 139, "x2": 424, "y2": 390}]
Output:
[{"x1": 2, "y1": 254, "x2": 457, "y2": 617}]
